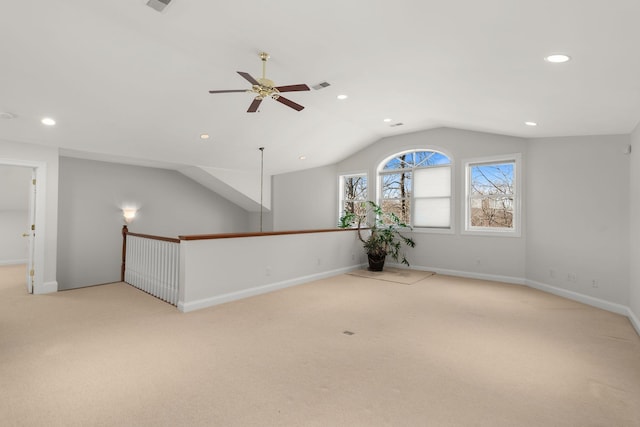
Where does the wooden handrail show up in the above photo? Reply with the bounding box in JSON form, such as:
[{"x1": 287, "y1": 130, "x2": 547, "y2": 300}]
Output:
[
  {"x1": 179, "y1": 228, "x2": 356, "y2": 241},
  {"x1": 127, "y1": 231, "x2": 180, "y2": 243}
]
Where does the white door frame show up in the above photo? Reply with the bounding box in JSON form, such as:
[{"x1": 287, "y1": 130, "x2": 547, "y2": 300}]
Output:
[{"x1": 0, "y1": 158, "x2": 47, "y2": 293}]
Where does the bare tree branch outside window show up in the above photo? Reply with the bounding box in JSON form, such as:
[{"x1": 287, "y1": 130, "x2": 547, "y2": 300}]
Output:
[
  {"x1": 469, "y1": 162, "x2": 514, "y2": 228},
  {"x1": 341, "y1": 174, "x2": 367, "y2": 221},
  {"x1": 380, "y1": 150, "x2": 451, "y2": 227}
]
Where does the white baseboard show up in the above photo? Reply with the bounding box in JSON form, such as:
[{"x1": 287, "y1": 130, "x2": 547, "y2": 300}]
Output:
[
  {"x1": 34, "y1": 281, "x2": 58, "y2": 294},
  {"x1": 388, "y1": 263, "x2": 526, "y2": 285},
  {"x1": 0, "y1": 259, "x2": 28, "y2": 266},
  {"x1": 178, "y1": 265, "x2": 364, "y2": 313},
  {"x1": 627, "y1": 307, "x2": 640, "y2": 336},
  {"x1": 525, "y1": 279, "x2": 629, "y2": 316},
  {"x1": 392, "y1": 263, "x2": 638, "y2": 336}
]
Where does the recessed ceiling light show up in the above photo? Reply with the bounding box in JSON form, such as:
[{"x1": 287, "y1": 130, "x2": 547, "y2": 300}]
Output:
[
  {"x1": 337, "y1": 94, "x2": 348, "y2": 100},
  {"x1": 544, "y1": 54, "x2": 570, "y2": 63},
  {"x1": 383, "y1": 118, "x2": 392, "y2": 122},
  {"x1": 525, "y1": 121, "x2": 538, "y2": 127},
  {"x1": 200, "y1": 133, "x2": 210, "y2": 140},
  {"x1": 299, "y1": 155, "x2": 307, "y2": 160},
  {"x1": 41, "y1": 117, "x2": 56, "y2": 126}
]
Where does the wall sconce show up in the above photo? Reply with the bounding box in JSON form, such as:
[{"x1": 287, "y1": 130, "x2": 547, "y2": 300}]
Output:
[{"x1": 123, "y1": 208, "x2": 137, "y2": 224}]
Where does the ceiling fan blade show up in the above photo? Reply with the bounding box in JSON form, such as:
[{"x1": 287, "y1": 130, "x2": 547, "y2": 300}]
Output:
[
  {"x1": 247, "y1": 98, "x2": 263, "y2": 113},
  {"x1": 237, "y1": 71, "x2": 260, "y2": 86},
  {"x1": 275, "y1": 84, "x2": 310, "y2": 92},
  {"x1": 275, "y1": 96, "x2": 305, "y2": 111},
  {"x1": 209, "y1": 89, "x2": 247, "y2": 94}
]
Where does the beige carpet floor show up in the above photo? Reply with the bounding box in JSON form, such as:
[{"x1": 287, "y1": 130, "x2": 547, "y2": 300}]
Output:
[{"x1": 1, "y1": 264, "x2": 639, "y2": 427}]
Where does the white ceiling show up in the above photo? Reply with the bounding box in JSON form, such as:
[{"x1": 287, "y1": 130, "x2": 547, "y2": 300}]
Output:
[{"x1": 1, "y1": 0, "x2": 639, "y2": 176}]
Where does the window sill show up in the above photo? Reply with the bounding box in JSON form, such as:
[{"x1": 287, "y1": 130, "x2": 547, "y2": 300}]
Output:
[
  {"x1": 461, "y1": 228, "x2": 521, "y2": 238},
  {"x1": 411, "y1": 227, "x2": 455, "y2": 235}
]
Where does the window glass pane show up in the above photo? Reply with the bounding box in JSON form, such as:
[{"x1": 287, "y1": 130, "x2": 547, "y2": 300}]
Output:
[
  {"x1": 400, "y1": 152, "x2": 413, "y2": 168},
  {"x1": 427, "y1": 152, "x2": 451, "y2": 166},
  {"x1": 382, "y1": 157, "x2": 402, "y2": 170},
  {"x1": 467, "y1": 159, "x2": 516, "y2": 231},
  {"x1": 414, "y1": 167, "x2": 451, "y2": 198},
  {"x1": 382, "y1": 153, "x2": 413, "y2": 170},
  {"x1": 343, "y1": 175, "x2": 367, "y2": 200},
  {"x1": 415, "y1": 151, "x2": 451, "y2": 167},
  {"x1": 340, "y1": 174, "x2": 367, "y2": 220},
  {"x1": 470, "y1": 163, "x2": 514, "y2": 196},
  {"x1": 381, "y1": 199, "x2": 411, "y2": 224},
  {"x1": 470, "y1": 196, "x2": 513, "y2": 228},
  {"x1": 414, "y1": 198, "x2": 450, "y2": 227},
  {"x1": 381, "y1": 172, "x2": 412, "y2": 199}
]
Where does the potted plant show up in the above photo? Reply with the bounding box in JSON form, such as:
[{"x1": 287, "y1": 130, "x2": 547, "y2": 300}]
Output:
[{"x1": 339, "y1": 201, "x2": 416, "y2": 271}]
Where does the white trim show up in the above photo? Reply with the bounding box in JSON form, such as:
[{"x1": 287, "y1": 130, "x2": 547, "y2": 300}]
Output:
[
  {"x1": 34, "y1": 280, "x2": 58, "y2": 294},
  {"x1": 0, "y1": 259, "x2": 28, "y2": 266},
  {"x1": 462, "y1": 153, "x2": 522, "y2": 237},
  {"x1": 0, "y1": 158, "x2": 47, "y2": 293},
  {"x1": 410, "y1": 227, "x2": 455, "y2": 235},
  {"x1": 525, "y1": 279, "x2": 629, "y2": 316},
  {"x1": 388, "y1": 263, "x2": 637, "y2": 337},
  {"x1": 627, "y1": 307, "x2": 640, "y2": 336},
  {"x1": 386, "y1": 263, "x2": 525, "y2": 285},
  {"x1": 178, "y1": 265, "x2": 364, "y2": 313}
]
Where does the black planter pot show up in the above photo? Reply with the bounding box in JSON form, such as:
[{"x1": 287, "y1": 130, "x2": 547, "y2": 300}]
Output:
[{"x1": 367, "y1": 254, "x2": 386, "y2": 271}]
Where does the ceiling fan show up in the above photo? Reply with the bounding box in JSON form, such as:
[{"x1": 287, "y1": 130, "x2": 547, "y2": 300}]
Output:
[{"x1": 209, "y1": 52, "x2": 310, "y2": 112}]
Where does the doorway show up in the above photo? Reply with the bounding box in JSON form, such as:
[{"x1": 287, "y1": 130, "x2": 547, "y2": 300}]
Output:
[{"x1": 0, "y1": 159, "x2": 45, "y2": 293}]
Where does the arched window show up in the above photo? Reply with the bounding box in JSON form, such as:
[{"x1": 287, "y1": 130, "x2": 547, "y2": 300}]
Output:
[{"x1": 378, "y1": 150, "x2": 452, "y2": 228}]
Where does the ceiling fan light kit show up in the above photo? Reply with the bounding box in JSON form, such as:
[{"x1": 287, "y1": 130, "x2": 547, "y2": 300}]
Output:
[{"x1": 209, "y1": 52, "x2": 310, "y2": 112}]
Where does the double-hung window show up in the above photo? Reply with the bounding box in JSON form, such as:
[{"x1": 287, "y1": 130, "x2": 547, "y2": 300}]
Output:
[
  {"x1": 378, "y1": 150, "x2": 452, "y2": 229},
  {"x1": 464, "y1": 154, "x2": 521, "y2": 236}
]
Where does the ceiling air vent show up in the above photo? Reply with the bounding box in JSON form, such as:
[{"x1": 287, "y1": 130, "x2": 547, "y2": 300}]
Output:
[
  {"x1": 147, "y1": 0, "x2": 172, "y2": 12},
  {"x1": 390, "y1": 122, "x2": 404, "y2": 127},
  {"x1": 312, "y1": 81, "x2": 331, "y2": 90}
]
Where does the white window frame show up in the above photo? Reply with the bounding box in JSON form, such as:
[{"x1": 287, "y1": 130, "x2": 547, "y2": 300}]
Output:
[
  {"x1": 376, "y1": 149, "x2": 454, "y2": 233},
  {"x1": 463, "y1": 153, "x2": 522, "y2": 237},
  {"x1": 338, "y1": 172, "x2": 368, "y2": 223}
]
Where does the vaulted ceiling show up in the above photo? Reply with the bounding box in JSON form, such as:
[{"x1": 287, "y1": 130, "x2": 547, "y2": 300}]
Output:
[{"x1": 2, "y1": 0, "x2": 639, "y2": 176}]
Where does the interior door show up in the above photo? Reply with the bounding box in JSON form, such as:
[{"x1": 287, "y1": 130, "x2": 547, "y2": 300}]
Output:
[{"x1": 25, "y1": 169, "x2": 36, "y2": 293}]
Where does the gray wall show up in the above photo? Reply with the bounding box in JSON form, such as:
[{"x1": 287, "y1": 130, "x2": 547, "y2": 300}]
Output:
[
  {"x1": 57, "y1": 157, "x2": 251, "y2": 290},
  {"x1": 272, "y1": 165, "x2": 338, "y2": 231},
  {"x1": 302, "y1": 128, "x2": 526, "y2": 280},
  {"x1": 0, "y1": 166, "x2": 31, "y2": 263},
  {"x1": 630, "y1": 123, "x2": 640, "y2": 321},
  {"x1": 526, "y1": 135, "x2": 630, "y2": 305},
  {"x1": 335, "y1": 127, "x2": 527, "y2": 280},
  {"x1": 271, "y1": 127, "x2": 634, "y2": 312}
]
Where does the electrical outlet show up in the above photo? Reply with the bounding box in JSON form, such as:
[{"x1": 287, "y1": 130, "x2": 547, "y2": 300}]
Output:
[
  {"x1": 592, "y1": 279, "x2": 598, "y2": 288},
  {"x1": 475, "y1": 258, "x2": 481, "y2": 266},
  {"x1": 567, "y1": 273, "x2": 577, "y2": 282},
  {"x1": 549, "y1": 269, "x2": 556, "y2": 278},
  {"x1": 266, "y1": 266, "x2": 272, "y2": 276}
]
